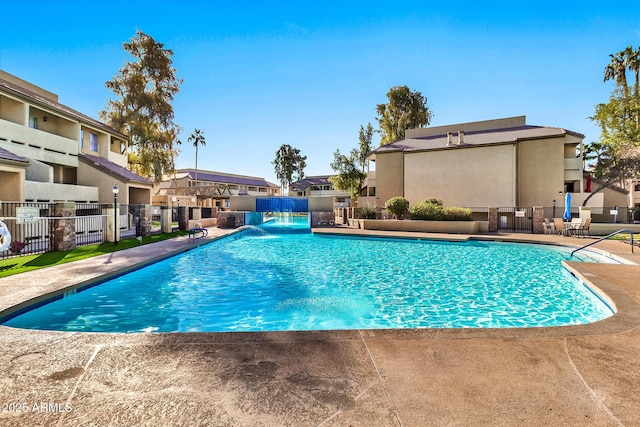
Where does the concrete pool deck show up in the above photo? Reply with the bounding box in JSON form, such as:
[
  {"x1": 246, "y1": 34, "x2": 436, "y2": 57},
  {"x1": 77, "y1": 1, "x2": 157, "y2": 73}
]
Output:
[{"x1": 0, "y1": 227, "x2": 639, "y2": 426}]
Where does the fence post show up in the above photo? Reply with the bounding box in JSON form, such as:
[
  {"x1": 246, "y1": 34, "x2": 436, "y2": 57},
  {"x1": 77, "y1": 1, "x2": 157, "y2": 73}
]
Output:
[
  {"x1": 137, "y1": 204, "x2": 152, "y2": 237},
  {"x1": 161, "y1": 206, "x2": 173, "y2": 233},
  {"x1": 51, "y1": 202, "x2": 77, "y2": 251},
  {"x1": 488, "y1": 207, "x2": 498, "y2": 232},
  {"x1": 532, "y1": 206, "x2": 544, "y2": 234},
  {"x1": 106, "y1": 205, "x2": 119, "y2": 242},
  {"x1": 177, "y1": 206, "x2": 188, "y2": 231},
  {"x1": 190, "y1": 206, "x2": 202, "y2": 229}
]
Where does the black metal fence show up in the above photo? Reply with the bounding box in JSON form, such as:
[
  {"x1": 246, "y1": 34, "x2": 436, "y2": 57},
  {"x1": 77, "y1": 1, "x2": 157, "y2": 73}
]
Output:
[{"x1": 496, "y1": 207, "x2": 533, "y2": 233}]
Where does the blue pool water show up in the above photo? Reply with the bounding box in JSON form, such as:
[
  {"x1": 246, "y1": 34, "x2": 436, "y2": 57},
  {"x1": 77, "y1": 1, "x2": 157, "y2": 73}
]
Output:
[{"x1": 2, "y1": 218, "x2": 614, "y2": 332}]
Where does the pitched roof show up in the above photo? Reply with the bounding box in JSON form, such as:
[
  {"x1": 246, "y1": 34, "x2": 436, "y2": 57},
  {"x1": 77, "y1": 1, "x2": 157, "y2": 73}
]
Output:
[
  {"x1": 0, "y1": 146, "x2": 29, "y2": 164},
  {"x1": 79, "y1": 154, "x2": 151, "y2": 184},
  {"x1": 373, "y1": 125, "x2": 584, "y2": 154},
  {"x1": 179, "y1": 169, "x2": 278, "y2": 188},
  {"x1": 290, "y1": 175, "x2": 333, "y2": 190},
  {"x1": 0, "y1": 77, "x2": 128, "y2": 140}
]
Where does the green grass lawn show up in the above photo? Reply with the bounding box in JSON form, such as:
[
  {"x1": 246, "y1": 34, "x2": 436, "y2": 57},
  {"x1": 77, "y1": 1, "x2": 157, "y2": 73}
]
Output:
[
  {"x1": 609, "y1": 233, "x2": 640, "y2": 241},
  {"x1": 0, "y1": 231, "x2": 188, "y2": 278}
]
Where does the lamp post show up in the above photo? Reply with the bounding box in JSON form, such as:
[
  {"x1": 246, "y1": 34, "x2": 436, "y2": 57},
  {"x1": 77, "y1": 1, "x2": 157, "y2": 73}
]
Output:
[
  {"x1": 552, "y1": 199, "x2": 556, "y2": 218},
  {"x1": 112, "y1": 184, "x2": 119, "y2": 245}
]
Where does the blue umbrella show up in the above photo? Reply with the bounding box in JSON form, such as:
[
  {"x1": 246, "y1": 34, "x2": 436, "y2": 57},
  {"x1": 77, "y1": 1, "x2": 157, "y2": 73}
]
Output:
[{"x1": 563, "y1": 192, "x2": 572, "y2": 220}]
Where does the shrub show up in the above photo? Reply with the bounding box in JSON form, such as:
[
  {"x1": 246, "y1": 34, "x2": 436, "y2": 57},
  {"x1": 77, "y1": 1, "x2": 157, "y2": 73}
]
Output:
[
  {"x1": 385, "y1": 197, "x2": 410, "y2": 219},
  {"x1": 424, "y1": 198, "x2": 443, "y2": 206},
  {"x1": 409, "y1": 200, "x2": 472, "y2": 221},
  {"x1": 358, "y1": 205, "x2": 377, "y2": 219},
  {"x1": 442, "y1": 206, "x2": 473, "y2": 221},
  {"x1": 409, "y1": 201, "x2": 444, "y2": 220}
]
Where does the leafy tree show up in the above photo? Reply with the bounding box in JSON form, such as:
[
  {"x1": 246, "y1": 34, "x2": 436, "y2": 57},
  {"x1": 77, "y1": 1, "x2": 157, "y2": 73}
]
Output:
[
  {"x1": 376, "y1": 86, "x2": 433, "y2": 145},
  {"x1": 272, "y1": 144, "x2": 307, "y2": 195},
  {"x1": 583, "y1": 46, "x2": 640, "y2": 206},
  {"x1": 188, "y1": 129, "x2": 206, "y2": 187},
  {"x1": 329, "y1": 123, "x2": 374, "y2": 201},
  {"x1": 101, "y1": 30, "x2": 182, "y2": 182},
  {"x1": 329, "y1": 149, "x2": 364, "y2": 200},
  {"x1": 357, "y1": 123, "x2": 374, "y2": 173}
]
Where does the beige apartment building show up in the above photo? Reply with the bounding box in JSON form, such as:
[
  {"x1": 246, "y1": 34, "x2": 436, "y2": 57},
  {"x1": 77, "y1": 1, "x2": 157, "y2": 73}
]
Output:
[
  {"x1": 289, "y1": 175, "x2": 351, "y2": 208},
  {"x1": 154, "y1": 168, "x2": 280, "y2": 208},
  {"x1": 0, "y1": 70, "x2": 152, "y2": 204},
  {"x1": 363, "y1": 116, "x2": 629, "y2": 213}
]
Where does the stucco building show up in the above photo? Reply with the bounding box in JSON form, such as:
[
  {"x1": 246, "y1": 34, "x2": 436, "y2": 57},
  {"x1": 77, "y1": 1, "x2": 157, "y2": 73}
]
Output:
[
  {"x1": 154, "y1": 168, "x2": 280, "y2": 208},
  {"x1": 363, "y1": 116, "x2": 629, "y2": 214},
  {"x1": 289, "y1": 175, "x2": 351, "y2": 208},
  {"x1": 0, "y1": 70, "x2": 152, "y2": 204}
]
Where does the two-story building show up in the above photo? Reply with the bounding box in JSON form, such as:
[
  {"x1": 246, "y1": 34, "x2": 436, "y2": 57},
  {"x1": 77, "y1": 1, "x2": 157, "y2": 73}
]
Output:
[
  {"x1": 0, "y1": 70, "x2": 152, "y2": 204},
  {"x1": 154, "y1": 168, "x2": 280, "y2": 208},
  {"x1": 363, "y1": 116, "x2": 629, "y2": 214},
  {"x1": 289, "y1": 175, "x2": 351, "y2": 208}
]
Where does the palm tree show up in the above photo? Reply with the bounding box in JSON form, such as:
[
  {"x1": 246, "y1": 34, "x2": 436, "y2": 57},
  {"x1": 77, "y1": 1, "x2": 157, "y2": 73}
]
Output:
[
  {"x1": 188, "y1": 129, "x2": 206, "y2": 188},
  {"x1": 604, "y1": 50, "x2": 629, "y2": 97},
  {"x1": 624, "y1": 46, "x2": 640, "y2": 114}
]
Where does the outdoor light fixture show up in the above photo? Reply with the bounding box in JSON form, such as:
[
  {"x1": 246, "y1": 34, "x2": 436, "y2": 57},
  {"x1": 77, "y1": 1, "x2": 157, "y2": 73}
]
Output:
[{"x1": 113, "y1": 185, "x2": 119, "y2": 245}]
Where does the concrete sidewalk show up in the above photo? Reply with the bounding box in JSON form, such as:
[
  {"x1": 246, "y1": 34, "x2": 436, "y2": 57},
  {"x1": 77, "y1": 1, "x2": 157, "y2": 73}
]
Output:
[{"x1": 0, "y1": 228, "x2": 638, "y2": 426}]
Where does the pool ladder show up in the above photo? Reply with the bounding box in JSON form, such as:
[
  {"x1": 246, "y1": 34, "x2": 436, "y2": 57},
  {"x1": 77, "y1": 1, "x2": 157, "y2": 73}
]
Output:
[{"x1": 570, "y1": 229, "x2": 635, "y2": 257}]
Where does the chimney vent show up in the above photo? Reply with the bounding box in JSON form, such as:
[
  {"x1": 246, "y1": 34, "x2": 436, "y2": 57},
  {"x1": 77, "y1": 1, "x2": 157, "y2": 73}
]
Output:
[
  {"x1": 458, "y1": 130, "x2": 464, "y2": 144},
  {"x1": 447, "y1": 132, "x2": 453, "y2": 145}
]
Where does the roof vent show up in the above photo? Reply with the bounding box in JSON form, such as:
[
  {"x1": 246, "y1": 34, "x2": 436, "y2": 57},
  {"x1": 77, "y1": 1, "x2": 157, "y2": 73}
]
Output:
[
  {"x1": 447, "y1": 132, "x2": 454, "y2": 146},
  {"x1": 458, "y1": 130, "x2": 464, "y2": 144}
]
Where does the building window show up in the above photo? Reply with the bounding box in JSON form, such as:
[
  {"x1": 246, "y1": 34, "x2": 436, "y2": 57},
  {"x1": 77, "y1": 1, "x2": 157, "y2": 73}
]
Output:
[
  {"x1": 635, "y1": 184, "x2": 640, "y2": 192},
  {"x1": 369, "y1": 187, "x2": 376, "y2": 196},
  {"x1": 90, "y1": 133, "x2": 98, "y2": 152},
  {"x1": 29, "y1": 116, "x2": 38, "y2": 129},
  {"x1": 80, "y1": 129, "x2": 84, "y2": 149}
]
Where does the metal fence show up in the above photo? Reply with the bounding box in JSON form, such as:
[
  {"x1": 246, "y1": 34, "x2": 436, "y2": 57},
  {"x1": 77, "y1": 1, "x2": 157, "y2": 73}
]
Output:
[
  {"x1": 0, "y1": 202, "x2": 110, "y2": 260},
  {"x1": 496, "y1": 207, "x2": 533, "y2": 233},
  {"x1": 75, "y1": 203, "x2": 108, "y2": 247},
  {"x1": 0, "y1": 202, "x2": 55, "y2": 258}
]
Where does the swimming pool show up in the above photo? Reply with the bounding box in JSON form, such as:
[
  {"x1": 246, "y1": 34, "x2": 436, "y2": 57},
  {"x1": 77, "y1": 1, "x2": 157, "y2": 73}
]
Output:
[{"x1": 1, "y1": 222, "x2": 614, "y2": 332}]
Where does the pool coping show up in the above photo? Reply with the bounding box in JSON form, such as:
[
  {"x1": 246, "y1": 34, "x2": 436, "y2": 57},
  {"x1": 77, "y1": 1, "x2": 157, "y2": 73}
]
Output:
[{"x1": 0, "y1": 226, "x2": 639, "y2": 340}]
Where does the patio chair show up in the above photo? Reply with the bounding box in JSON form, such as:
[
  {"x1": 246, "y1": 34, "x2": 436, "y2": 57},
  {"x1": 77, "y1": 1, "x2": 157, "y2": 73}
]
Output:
[
  {"x1": 553, "y1": 218, "x2": 568, "y2": 236},
  {"x1": 542, "y1": 218, "x2": 555, "y2": 235},
  {"x1": 574, "y1": 218, "x2": 592, "y2": 238},
  {"x1": 567, "y1": 218, "x2": 582, "y2": 236}
]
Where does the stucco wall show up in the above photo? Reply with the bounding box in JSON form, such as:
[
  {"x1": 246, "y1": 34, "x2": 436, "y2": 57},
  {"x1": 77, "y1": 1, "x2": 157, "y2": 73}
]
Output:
[
  {"x1": 374, "y1": 152, "x2": 404, "y2": 206},
  {"x1": 0, "y1": 166, "x2": 25, "y2": 201},
  {"x1": 308, "y1": 196, "x2": 333, "y2": 212},
  {"x1": 77, "y1": 161, "x2": 151, "y2": 204},
  {"x1": 403, "y1": 144, "x2": 516, "y2": 207},
  {"x1": 517, "y1": 137, "x2": 565, "y2": 207},
  {"x1": 229, "y1": 196, "x2": 256, "y2": 211}
]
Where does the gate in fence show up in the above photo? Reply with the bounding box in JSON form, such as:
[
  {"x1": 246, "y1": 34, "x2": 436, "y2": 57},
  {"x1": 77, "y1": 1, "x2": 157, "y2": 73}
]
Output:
[{"x1": 496, "y1": 207, "x2": 533, "y2": 233}]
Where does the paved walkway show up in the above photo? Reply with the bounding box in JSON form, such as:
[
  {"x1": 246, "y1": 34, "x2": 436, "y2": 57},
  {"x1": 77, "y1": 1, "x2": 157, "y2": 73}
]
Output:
[{"x1": 0, "y1": 227, "x2": 638, "y2": 426}]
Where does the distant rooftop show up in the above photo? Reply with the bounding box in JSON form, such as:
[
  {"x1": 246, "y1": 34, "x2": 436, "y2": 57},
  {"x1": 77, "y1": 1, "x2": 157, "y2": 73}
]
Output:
[
  {"x1": 290, "y1": 175, "x2": 333, "y2": 191},
  {"x1": 177, "y1": 169, "x2": 278, "y2": 188}
]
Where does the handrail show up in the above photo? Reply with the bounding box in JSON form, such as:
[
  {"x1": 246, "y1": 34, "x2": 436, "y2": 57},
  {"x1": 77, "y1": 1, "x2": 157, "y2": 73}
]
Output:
[{"x1": 570, "y1": 229, "x2": 635, "y2": 257}]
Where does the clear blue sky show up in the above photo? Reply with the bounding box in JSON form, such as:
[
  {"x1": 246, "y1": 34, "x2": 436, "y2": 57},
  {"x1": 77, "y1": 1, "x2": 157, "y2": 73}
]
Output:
[{"x1": 1, "y1": 1, "x2": 638, "y2": 185}]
